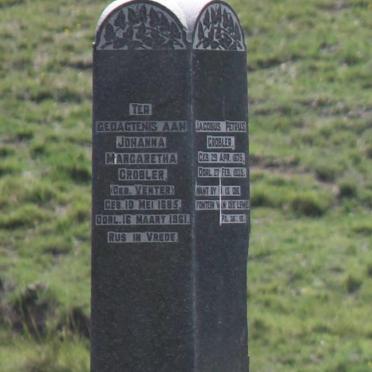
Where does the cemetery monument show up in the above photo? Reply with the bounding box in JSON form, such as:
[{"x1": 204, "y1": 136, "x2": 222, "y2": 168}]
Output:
[{"x1": 92, "y1": 1, "x2": 249, "y2": 370}]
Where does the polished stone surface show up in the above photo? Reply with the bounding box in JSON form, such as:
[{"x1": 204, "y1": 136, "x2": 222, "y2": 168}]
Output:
[{"x1": 92, "y1": 2, "x2": 249, "y2": 371}]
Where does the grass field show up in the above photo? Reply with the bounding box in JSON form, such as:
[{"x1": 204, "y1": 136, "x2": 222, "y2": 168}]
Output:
[{"x1": 0, "y1": 0, "x2": 371, "y2": 371}]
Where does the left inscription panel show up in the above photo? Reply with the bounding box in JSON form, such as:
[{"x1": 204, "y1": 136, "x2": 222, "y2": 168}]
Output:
[{"x1": 92, "y1": 3, "x2": 193, "y2": 371}]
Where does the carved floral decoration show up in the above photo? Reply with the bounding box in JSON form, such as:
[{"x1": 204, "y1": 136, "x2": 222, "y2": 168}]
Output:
[
  {"x1": 194, "y1": 4, "x2": 245, "y2": 52},
  {"x1": 97, "y1": 4, "x2": 187, "y2": 50}
]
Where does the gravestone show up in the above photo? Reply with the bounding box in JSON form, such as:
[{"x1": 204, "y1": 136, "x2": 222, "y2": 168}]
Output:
[{"x1": 92, "y1": 1, "x2": 249, "y2": 371}]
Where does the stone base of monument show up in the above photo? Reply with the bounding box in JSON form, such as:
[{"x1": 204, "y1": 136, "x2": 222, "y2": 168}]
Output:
[{"x1": 92, "y1": 1, "x2": 249, "y2": 371}]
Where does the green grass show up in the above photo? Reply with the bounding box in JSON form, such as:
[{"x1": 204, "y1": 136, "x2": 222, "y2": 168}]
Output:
[{"x1": 0, "y1": 0, "x2": 371, "y2": 371}]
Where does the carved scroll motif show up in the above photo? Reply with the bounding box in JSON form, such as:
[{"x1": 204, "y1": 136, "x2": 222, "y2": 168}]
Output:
[
  {"x1": 97, "y1": 4, "x2": 187, "y2": 50},
  {"x1": 194, "y1": 4, "x2": 245, "y2": 52}
]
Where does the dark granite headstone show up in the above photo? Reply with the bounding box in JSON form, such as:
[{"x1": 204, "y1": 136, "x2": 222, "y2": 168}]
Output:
[{"x1": 92, "y1": 1, "x2": 249, "y2": 371}]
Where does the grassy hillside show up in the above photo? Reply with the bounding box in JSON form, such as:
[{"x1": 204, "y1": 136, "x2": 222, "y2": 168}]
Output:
[{"x1": 0, "y1": 0, "x2": 371, "y2": 371}]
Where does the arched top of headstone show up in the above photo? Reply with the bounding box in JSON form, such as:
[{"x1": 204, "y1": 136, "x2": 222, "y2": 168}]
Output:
[
  {"x1": 95, "y1": 0, "x2": 188, "y2": 50},
  {"x1": 192, "y1": 1, "x2": 246, "y2": 52}
]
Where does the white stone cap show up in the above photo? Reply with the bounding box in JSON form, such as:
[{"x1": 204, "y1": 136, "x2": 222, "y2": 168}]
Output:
[
  {"x1": 175, "y1": 0, "x2": 211, "y2": 32},
  {"x1": 96, "y1": 0, "x2": 188, "y2": 32}
]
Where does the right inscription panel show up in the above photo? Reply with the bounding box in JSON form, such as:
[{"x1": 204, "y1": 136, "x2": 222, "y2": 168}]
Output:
[{"x1": 192, "y1": 3, "x2": 249, "y2": 372}]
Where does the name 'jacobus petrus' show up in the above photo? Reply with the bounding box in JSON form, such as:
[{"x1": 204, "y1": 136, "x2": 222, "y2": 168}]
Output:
[{"x1": 92, "y1": 1, "x2": 249, "y2": 371}]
